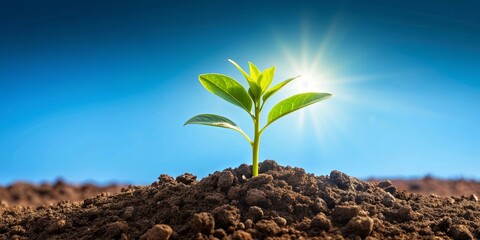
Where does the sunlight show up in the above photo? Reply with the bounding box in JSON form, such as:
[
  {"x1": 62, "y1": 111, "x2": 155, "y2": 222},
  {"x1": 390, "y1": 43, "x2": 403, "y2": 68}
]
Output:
[
  {"x1": 269, "y1": 17, "x2": 423, "y2": 151},
  {"x1": 276, "y1": 38, "x2": 340, "y2": 140},
  {"x1": 273, "y1": 19, "x2": 369, "y2": 145}
]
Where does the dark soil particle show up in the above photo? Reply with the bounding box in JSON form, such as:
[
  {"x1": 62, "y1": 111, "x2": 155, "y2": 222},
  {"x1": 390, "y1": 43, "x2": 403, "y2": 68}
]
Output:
[{"x1": 1, "y1": 160, "x2": 480, "y2": 239}]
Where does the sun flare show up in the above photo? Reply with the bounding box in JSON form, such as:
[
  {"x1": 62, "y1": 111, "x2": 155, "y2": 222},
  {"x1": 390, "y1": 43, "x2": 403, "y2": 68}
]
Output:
[{"x1": 273, "y1": 22, "x2": 358, "y2": 145}]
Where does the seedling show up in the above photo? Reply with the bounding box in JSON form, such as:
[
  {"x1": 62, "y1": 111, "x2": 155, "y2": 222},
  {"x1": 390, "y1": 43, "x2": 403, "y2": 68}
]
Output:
[{"x1": 185, "y1": 60, "x2": 332, "y2": 177}]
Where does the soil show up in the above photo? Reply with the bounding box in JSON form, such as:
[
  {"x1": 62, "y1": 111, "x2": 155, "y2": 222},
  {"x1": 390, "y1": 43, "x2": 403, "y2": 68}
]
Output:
[
  {"x1": 3, "y1": 176, "x2": 479, "y2": 208},
  {"x1": 1, "y1": 160, "x2": 479, "y2": 240},
  {"x1": 0, "y1": 180, "x2": 123, "y2": 208},
  {"x1": 389, "y1": 177, "x2": 480, "y2": 197}
]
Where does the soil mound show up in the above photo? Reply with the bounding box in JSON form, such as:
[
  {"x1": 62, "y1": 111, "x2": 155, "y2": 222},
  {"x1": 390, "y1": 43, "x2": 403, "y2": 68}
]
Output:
[{"x1": 1, "y1": 160, "x2": 479, "y2": 239}]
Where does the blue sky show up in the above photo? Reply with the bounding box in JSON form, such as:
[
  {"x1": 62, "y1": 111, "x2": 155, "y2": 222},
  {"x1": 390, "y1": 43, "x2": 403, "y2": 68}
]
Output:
[{"x1": 1, "y1": 1, "x2": 479, "y2": 184}]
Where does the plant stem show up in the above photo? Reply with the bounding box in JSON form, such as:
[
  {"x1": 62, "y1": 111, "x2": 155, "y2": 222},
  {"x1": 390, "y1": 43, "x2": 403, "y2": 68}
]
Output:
[{"x1": 252, "y1": 106, "x2": 261, "y2": 177}]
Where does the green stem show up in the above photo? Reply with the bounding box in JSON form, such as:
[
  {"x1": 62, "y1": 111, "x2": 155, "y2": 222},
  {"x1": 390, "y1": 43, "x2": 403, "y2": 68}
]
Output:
[{"x1": 252, "y1": 106, "x2": 261, "y2": 177}]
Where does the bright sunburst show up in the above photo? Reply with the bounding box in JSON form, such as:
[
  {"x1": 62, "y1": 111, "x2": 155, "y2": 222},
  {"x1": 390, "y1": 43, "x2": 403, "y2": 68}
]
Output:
[{"x1": 272, "y1": 20, "x2": 379, "y2": 145}]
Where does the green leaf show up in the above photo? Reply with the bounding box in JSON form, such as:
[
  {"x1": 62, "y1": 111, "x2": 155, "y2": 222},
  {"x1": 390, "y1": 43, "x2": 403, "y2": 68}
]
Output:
[
  {"x1": 184, "y1": 114, "x2": 252, "y2": 143},
  {"x1": 248, "y1": 88, "x2": 256, "y2": 102},
  {"x1": 184, "y1": 114, "x2": 240, "y2": 130},
  {"x1": 267, "y1": 92, "x2": 332, "y2": 126},
  {"x1": 228, "y1": 59, "x2": 262, "y2": 99},
  {"x1": 248, "y1": 62, "x2": 261, "y2": 80},
  {"x1": 259, "y1": 66, "x2": 275, "y2": 92},
  {"x1": 199, "y1": 74, "x2": 252, "y2": 112},
  {"x1": 262, "y1": 75, "x2": 299, "y2": 102}
]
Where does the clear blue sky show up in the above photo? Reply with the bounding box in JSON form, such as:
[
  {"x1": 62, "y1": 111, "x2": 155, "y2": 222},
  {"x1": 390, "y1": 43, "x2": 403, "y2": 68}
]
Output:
[{"x1": 1, "y1": 0, "x2": 479, "y2": 184}]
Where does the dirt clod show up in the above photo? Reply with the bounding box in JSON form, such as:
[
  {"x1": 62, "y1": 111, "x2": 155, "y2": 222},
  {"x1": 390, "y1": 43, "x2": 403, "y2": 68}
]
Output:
[
  {"x1": 123, "y1": 206, "x2": 135, "y2": 219},
  {"x1": 377, "y1": 180, "x2": 398, "y2": 194},
  {"x1": 331, "y1": 204, "x2": 365, "y2": 224},
  {"x1": 212, "y1": 205, "x2": 240, "y2": 229},
  {"x1": 244, "y1": 219, "x2": 253, "y2": 229},
  {"x1": 382, "y1": 192, "x2": 396, "y2": 207},
  {"x1": 449, "y1": 224, "x2": 474, "y2": 240},
  {"x1": 192, "y1": 212, "x2": 215, "y2": 235},
  {"x1": 158, "y1": 174, "x2": 174, "y2": 184},
  {"x1": 254, "y1": 219, "x2": 280, "y2": 236},
  {"x1": 139, "y1": 224, "x2": 173, "y2": 240},
  {"x1": 106, "y1": 221, "x2": 129, "y2": 238},
  {"x1": 248, "y1": 174, "x2": 273, "y2": 186},
  {"x1": 396, "y1": 205, "x2": 415, "y2": 222},
  {"x1": 273, "y1": 216, "x2": 287, "y2": 227},
  {"x1": 434, "y1": 217, "x2": 452, "y2": 232},
  {"x1": 175, "y1": 173, "x2": 197, "y2": 185},
  {"x1": 217, "y1": 171, "x2": 235, "y2": 191},
  {"x1": 245, "y1": 189, "x2": 267, "y2": 207},
  {"x1": 330, "y1": 170, "x2": 354, "y2": 190},
  {"x1": 343, "y1": 216, "x2": 374, "y2": 237},
  {"x1": 231, "y1": 230, "x2": 252, "y2": 240},
  {"x1": 46, "y1": 219, "x2": 67, "y2": 234},
  {"x1": 213, "y1": 228, "x2": 226, "y2": 239},
  {"x1": 246, "y1": 206, "x2": 263, "y2": 221},
  {"x1": 310, "y1": 212, "x2": 331, "y2": 231}
]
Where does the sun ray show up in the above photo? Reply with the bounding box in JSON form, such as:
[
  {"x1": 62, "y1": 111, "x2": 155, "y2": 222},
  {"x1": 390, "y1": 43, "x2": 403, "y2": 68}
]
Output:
[
  {"x1": 273, "y1": 17, "x2": 381, "y2": 147},
  {"x1": 271, "y1": 16, "x2": 439, "y2": 161}
]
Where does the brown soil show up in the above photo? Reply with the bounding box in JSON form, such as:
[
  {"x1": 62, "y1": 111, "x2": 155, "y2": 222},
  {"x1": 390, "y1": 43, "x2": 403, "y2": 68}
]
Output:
[
  {"x1": 389, "y1": 177, "x2": 480, "y2": 197},
  {"x1": 0, "y1": 180, "x2": 122, "y2": 208},
  {"x1": 3, "y1": 176, "x2": 479, "y2": 208},
  {"x1": 1, "y1": 160, "x2": 479, "y2": 240}
]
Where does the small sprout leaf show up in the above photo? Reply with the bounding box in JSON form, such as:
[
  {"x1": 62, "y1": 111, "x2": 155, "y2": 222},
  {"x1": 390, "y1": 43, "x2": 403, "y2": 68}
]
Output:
[
  {"x1": 184, "y1": 114, "x2": 252, "y2": 143},
  {"x1": 259, "y1": 66, "x2": 275, "y2": 92},
  {"x1": 262, "y1": 75, "x2": 299, "y2": 102},
  {"x1": 248, "y1": 62, "x2": 261, "y2": 80},
  {"x1": 228, "y1": 59, "x2": 262, "y2": 98},
  {"x1": 267, "y1": 92, "x2": 332, "y2": 126},
  {"x1": 199, "y1": 74, "x2": 252, "y2": 112},
  {"x1": 228, "y1": 59, "x2": 252, "y2": 81}
]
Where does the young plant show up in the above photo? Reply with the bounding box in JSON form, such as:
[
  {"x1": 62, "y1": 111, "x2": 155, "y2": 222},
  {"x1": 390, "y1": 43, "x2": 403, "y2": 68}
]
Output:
[{"x1": 185, "y1": 60, "x2": 332, "y2": 177}]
